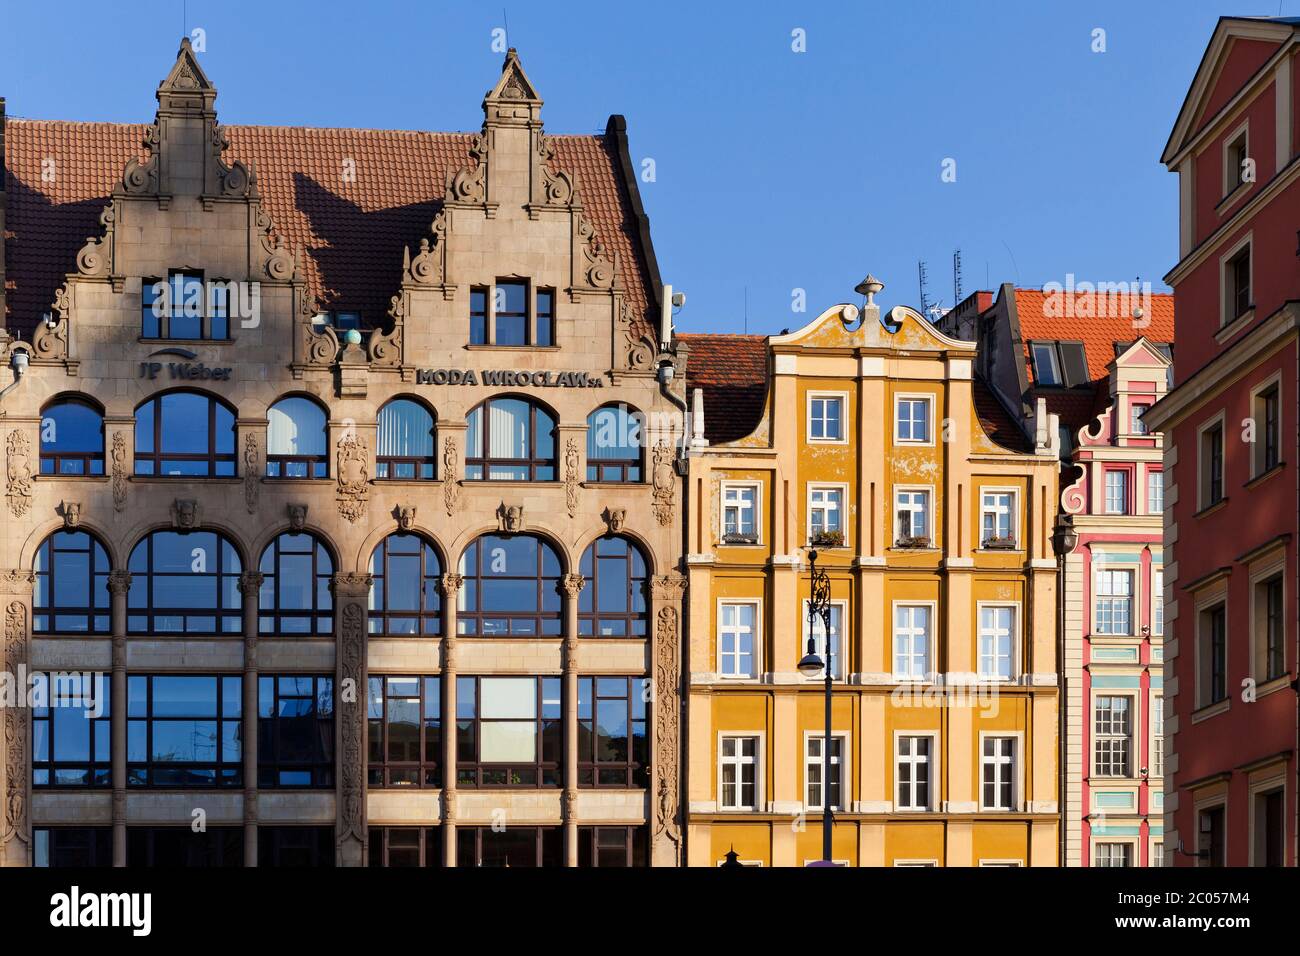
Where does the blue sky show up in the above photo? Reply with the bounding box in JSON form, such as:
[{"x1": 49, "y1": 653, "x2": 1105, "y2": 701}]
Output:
[{"x1": 0, "y1": 1, "x2": 1284, "y2": 334}]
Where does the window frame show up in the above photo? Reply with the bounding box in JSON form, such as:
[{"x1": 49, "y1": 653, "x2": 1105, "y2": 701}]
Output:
[
  {"x1": 893, "y1": 393, "x2": 934, "y2": 446},
  {"x1": 1093, "y1": 694, "x2": 1134, "y2": 778},
  {"x1": 578, "y1": 535, "x2": 649, "y2": 640},
  {"x1": 126, "y1": 674, "x2": 243, "y2": 788},
  {"x1": 1196, "y1": 599, "x2": 1229, "y2": 708},
  {"x1": 894, "y1": 731, "x2": 937, "y2": 812},
  {"x1": 1146, "y1": 468, "x2": 1164, "y2": 515},
  {"x1": 464, "y1": 396, "x2": 558, "y2": 481},
  {"x1": 1221, "y1": 121, "x2": 1249, "y2": 199},
  {"x1": 1094, "y1": 841, "x2": 1135, "y2": 867},
  {"x1": 801, "y1": 598, "x2": 847, "y2": 681},
  {"x1": 134, "y1": 390, "x2": 237, "y2": 478},
  {"x1": 979, "y1": 487, "x2": 1018, "y2": 548},
  {"x1": 979, "y1": 733, "x2": 1021, "y2": 811},
  {"x1": 31, "y1": 671, "x2": 111, "y2": 788},
  {"x1": 368, "y1": 533, "x2": 444, "y2": 638},
  {"x1": 894, "y1": 486, "x2": 932, "y2": 546},
  {"x1": 807, "y1": 483, "x2": 848, "y2": 546},
  {"x1": 585, "y1": 403, "x2": 644, "y2": 483},
  {"x1": 1094, "y1": 567, "x2": 1135, "y2": 636},
  {"x1": 1103, "y1": 468, "x2": 1131, "y2": 515},
  {"x1": 1030, "y1": 341, "x2": 1063, "y2": 387},
  {"x1": 1197, "y1": 413, "x2": 1226, "y2": 509},
  {"x1": 257, "y1": 531, "x2": 335, "y2": 637},
  {"x1": 367, "y1": 675, "x2": 442, "y2": 789},
  {"x1": 803, "y1": 731, "x2": 849, "y2": 812},
  {"x1": 720, "y1": 481, "x2": 761, "y2": 544},
  {"x1": 257, "y1": 674, "x2": 335, "y2": 789},
  {"x1": 892, "y1": 601, "x2": 934, "y2": 682},
  {"x1": 126, "y1": 530, "x2": 243, "y2": 635},
  {"x1": 977, "y1": 602, "x2": 1019, "y2": 681},
  {"x1": 1151, "y1": 692, "x2": 1164, "y2": 778},
  {"x1": 717, "y1": 732, "x2": 763, "y2": 811},
  {"x1": 1219, "y1": 233, "x2": 1253, "y2": 328},
  {"x1": 456, "y1": 533, "x2": 562, "y2": 639},
  {"x1": 265, "y1": 395, "x2": 329, "y2": 480},
  {"x1": 576, "y1": 675, "x2": 649, "y2": 789},
  {"x1": 38, "y1": 397, "x2": 106, "y2": 476},
  {"x1": 368, "y1": 826, "x2": 442, "y2": 867},
  {"x1": 807, "y1": 392, "x2": 848, "y2": 444},
  {"x1": 32, "y1": 530, "x2": 111, "y2": 635},
  {"x1": 455, "y1": 675, "x2": 562, "y2": 789},
  {"x1": 375, "y1": 397, "x2": 438, "y2": 481},
  {"x1": 1249, "y1": 374, "x2": 1282, "y2": 478},
  {"x1": 141, "y1": 270, "x2": 230, "y2": 341},
  {"x1": 717, "y1": 599, "x2": 761, "y2": 679}
]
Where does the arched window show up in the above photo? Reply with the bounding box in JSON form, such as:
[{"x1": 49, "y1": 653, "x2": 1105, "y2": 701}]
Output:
[
  {"x1": 369, "y1": 533, "x2": 443, "y2": 635},
  {"x1": 465, "y1": 397, "x2": 556, "y2": 481},
  {"x1": 258, "y1": 533, "x2": 334, "y2": 636},
  {"x1": 127, "y1": 530, "x2": 242, "y2": 634},
  {"x1": 40, "y1": 398, "x2": 105, "y2": 475},
  {"x1": 33, "y1": 531, "x2": 111, "y2": 634},
  {"x1": 376, "y1": 399, "x2": 436, "y2": 480},
  {"x1": 266, "y1": 396, "x2": 328, "y2": 479},
  {"x1": 457, "y1": 534, "x2": 561, "y2": 637},
  {"x1": 578, "y1": 536, "x2": 648, "y2": 638},
  {"x1": 586, "y1": 404, "x2": 644, "y2": 482},
  {"x1": 135, "y1": 391, "x2": 236, "y2": 477}
]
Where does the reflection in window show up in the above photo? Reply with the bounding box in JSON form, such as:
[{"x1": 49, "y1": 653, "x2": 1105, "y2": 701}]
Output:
[
  {"x1": 258, "y1": 532, "x2": 333, "y2": 636},
  {"x1": 32, "y1": 672, "x2": 111, "y2": 787},
  {"x1": 578, "y1": 536, "x2": 648, "y2": 638},
  {"x1": 33, "y1": 531, "x2": 110, "y2": 634},
  {"x1": 457, "y1": 534, "x2": 561, "y2": 637},
  {"x1": 577, "y1": 827, "x2": 648, "y2": 867},
  {"x1": 126, "y1": 827, "x2": 243, "y2": 866},
  {"x1": 376, "y1": 399, "x2": 436, "y2": 480},
  {"x1": 369, "y1": 827, "x2": 442, "y2": 867},
  {"x1": 368, "y1": 675, "x2": 441, "y2": 788},
  {"x1": 258, "y1": 675, "x2": 334, "y2": 788},
  {"x1": 266, "y1": 397, "x2": 328, "y2": 479},
  {"x1": 586, "y1": 404, "x2": 643, "y2": 481},
  {"x1": 127, "y1": 675, "x2": 242, "y2": 787},
  {"x1": 127, "y1": 531, "x2": 242, "y2": 634},
  {"x1": 34, "y1": 828, "x2": 113, "y2": 867},
  {"x1": 259, "y1": 827, "x2": 335, "y2": 867},
  {"x1": 135, "y1": 392, "x2": 236, "y2": 477},
  {"x1": 456, "y1": 827, "x2": 562, "y2": 867},
  {"x1": 577, "y1": 676, "x2": 648, "y2": 788},
  {"x1": 465, "y1": 397, "x2": 556, "y2": 480},
  {"x1": 141, "y1": 272, "x2": 229, "y2": 341},
  {"x1": 39, "y1": 399, "x2": 105, "y2": 475},
  {"x1": 368, "y1": 534, "x2": 442, "y2": 636},
  {"x1": 456, "y1": 676, "x2": 562, "y2": 788}
]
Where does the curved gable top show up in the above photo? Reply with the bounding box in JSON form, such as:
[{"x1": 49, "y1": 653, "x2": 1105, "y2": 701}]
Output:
[{"x1": 769, "y1": 303, "x2": 975, "y2": 353}]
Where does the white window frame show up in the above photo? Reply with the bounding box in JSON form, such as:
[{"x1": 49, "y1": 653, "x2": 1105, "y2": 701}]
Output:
[
  {"x1": 1194, "y1": 590, "x2": 1230, "y2": 710},
  {"x1": 976, "y1": 602, "x2": 1018, "y2": 681},
  {"x1": 1031, "y1": 342, "x2": 1062, "y2": 386},
  {"x1": 1196, "y1": 411, "x2": 1227, "y2": 509},
  {"x1": 1150, "y1": 692, "x2": 1164, "y2": 778},
  {"x1": 1151, "y1": 839, "x2": 1164, "y2": 867},
  {"x1": 1094, "y1": 840, "x2": 1137, "y2": 867},
  {"x1": 893, "y1": 393, "x2": 934, "y2": 446},
  {"x1": 1246, "y1": 771, "x2": 1287, "y2": 866},
  {"x1": 893, "y1": 859, "x2": 938, "y2": 867},
  {"x1": 1094, "y1": 567, "x2": 1135, "y2": 636},
  {"x1": 892, "y1": 601, "x2": 935, "y2": 682},
  {"x1": 807, "y1": 483, "x2": 848, "y2": 545},
  {"x1": 1152, "y1": 567, "x2": 1164, "y2": 636},
  {"x1": 1221, "y1": 120, "x2": 1249, "y2": 198},
  {"x1": 978, "y1": 732, "x2": 1022, "y2": 812},
  {"x1": 978, "y1": 859, "x2": 1024, "y2": 867},
  {"x1": 894, "y1": 486, "x2": 932, "y2": 544},
  {"x1": 803, "y1": 732, "x2": 850, "y2": 812},
  {"x1": 894, "y1": 731, "x2": 937, "y2": 812},
  {"x1": 717, "y1": 732, "x2": 763, "y2": 811},
  {"x1": 1130, "y1": 401, "x2": 1150, "y2": 436},
  {"x1": 1194, "y1": 796, "x2": 1228, "y2": 867},
  {"x1": 1146, "y1": 468, "x2": 1164, "y2": 515},
  {"x1": 1104, "y1": 469, "x2": 1129, "y2": 515},
  {"x1": 717, "y1": 599, "x2": 761, "y2": 679},
  {"x1": 979, "y1": 488, "x2": 1018, "y2": 548},
  {"x1": 1218, "y1": 232, "x2": 1253, "y2": 329},
  {"x1": 1247, "y1": 549, "x2": 1287, "y2": 685},
  {"x1": 720, "y1": 481, "x2": 761, "y2": 544},
  {"x1": 1248, "y1": 372, "x2": 1283, "y2": 479},
  {"x1": 1093, "y1": 693, "x2": 1135, "y2": 778},
  {"x1": 807, "y1": 392, "x2": 848, "y2": 444},
  {"x1": 801, "y1": 599, "x2": 847, "y2": 681}
]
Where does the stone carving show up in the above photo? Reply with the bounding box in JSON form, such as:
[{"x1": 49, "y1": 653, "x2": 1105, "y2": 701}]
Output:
[
  {"x1": 121, "y1": 124, "x2": 161, "y2": 196},
  {"x1": 244, "y1": 789, "x2": 258, "y2": 826},
  {"x1": 564, "y1": 438, "x2": 580, "y2": 518},
  {"x1": 395, "y1": 504, "x2": 417, "y2": 532},
  {"x1": 602, "y1": 507, "x2": 627, "y2": 534},
  {"x1": 5, "y1": 430, "x2": 34, "y2": 518},
  {"x1": 368, "y1": 295, "x2": 404, "y2": 367},
  {"x1": 619, "y1": 300, "x2": 656, "y2": 371},
  {"x1": 110, "y1": 431, "x2": 128, "y2": 512},
  {"x1": 406, "y1": 212, "x2": 449, "y2": 286},
  {"x1": 563, "y1": 788, "x2": 578, "y2": 821},
  {"x1": 59, "y1": 500, "x2": 82, "y2": 530},
  {"x1": 448, "y1": 133, "x2": 488, "y2": 204},
  {"x1": 3, "y1": 599, "x2": 30, "y2": 849},
  {"x1": 287, "y1": 503, "x2": 309, "y2": 532},
  {"x1": 442, "y1": 437, "x2": 460, "y2": 516},
  {"x1": 653, "y1": 604, "x2": 682, "y2": 856},
  {"x1": 32, "y1": 287, "x2": 70, "y2": 360},
  {"x1": 300, "y1": 288, "x2": 341, "y2": 367},
  {"x1": 650, "y1": 441, "x2": 675, "y2": 526},
  {"x1": 211, "y1": 121, "x2": 254, "y2": 198},
  {"x1": 561, "y1": 573, "x2": 586, "y2": 600},
  {"x1": 497, "y1": 502, "x2": 525, "y2": 533},
  {"x1": 651, "y1": 571, "x2": 687, "y2": 603},
  {"x1": 337, "y1": 600, "x2": 367, "y2": 853},
  {"x1": 575, "y1": 215, "x2": 616, "y2": 290},
  {"x1": 243, "y1": 433, "x2": 259, "y2": 513},
  {"x1": 335, "y1": 434, "x2": 369, "y2": 523},
  {"x1": 535, "y1": 134, "x2": 574, "y2": 206},
  {"x1": 438, "y1": 573, "x2": 463, "y2": 597},
  {"x1": 107, "y1": 570, "x2": 132, "y2": 596},
  {"x1": 442, "y1": 788, "x2": 456, "y2": 824},
  {"x1": 0, "y1": 570, "x2": 35, "y2": 595},
  {"x1": 170, "y1": 498, "x2": 200, "y2": 531},
  {"x1": 75, "y1": 206, "x2": 116, "y2": 278}
]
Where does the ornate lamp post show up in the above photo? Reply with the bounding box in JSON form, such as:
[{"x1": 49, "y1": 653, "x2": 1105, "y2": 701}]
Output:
[{"x1": 797, "y1": 549, "x2": 836, "y2": 864}]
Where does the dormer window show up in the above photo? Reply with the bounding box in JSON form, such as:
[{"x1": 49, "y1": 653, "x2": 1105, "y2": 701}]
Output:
[
  {"x1": 469, "y1": 281, "x2": 556, "y2": 347},
  {"x1": 312, "y1": 312, "x2": 362, "y2": 332},
  {"x1": 142, "y1": 271, "x2": 228, "y2": 341},
  {"x1": 1030, "y1": 341, "x2": 1088, "y2": 387}
]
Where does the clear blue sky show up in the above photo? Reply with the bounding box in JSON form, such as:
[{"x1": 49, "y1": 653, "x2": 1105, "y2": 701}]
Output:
[{"x1": 0, "y1": 0, "x2": 1284, "y2": 334}]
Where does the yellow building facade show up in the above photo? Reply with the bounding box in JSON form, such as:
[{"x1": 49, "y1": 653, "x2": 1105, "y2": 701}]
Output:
[{"x1": 680, "y1": 291, "x2": 1062, "y2": 866}]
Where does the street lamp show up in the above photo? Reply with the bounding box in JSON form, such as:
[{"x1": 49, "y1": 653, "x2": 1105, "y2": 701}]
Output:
[{"x1": 797, "y1": 549, "x2": 836, "y2": 865}]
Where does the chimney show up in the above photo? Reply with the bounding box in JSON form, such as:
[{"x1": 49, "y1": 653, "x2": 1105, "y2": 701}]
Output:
[{"x1": 690, "y1": 387, "x2": 709, "y2": 448}]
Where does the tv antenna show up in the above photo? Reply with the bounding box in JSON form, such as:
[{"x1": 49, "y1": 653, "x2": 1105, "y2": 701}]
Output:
[
  {"x1": 953, "y1": 249, "x2": 963, "y2": 305},
  {"x1": 918, "y1": 260, "x2": 931, "y2": 314}
]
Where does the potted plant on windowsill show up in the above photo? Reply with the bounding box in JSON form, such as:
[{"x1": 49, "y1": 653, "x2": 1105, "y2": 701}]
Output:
[
  {"x1": 895, "y1": 534, "x2": 931, "y2": 549},
  {"x1": 722, "y1": 532, "x2": 759, "y2": 545},
  {"x1": 809, "y1": 529, "x2": 845, "y2": 548},
  {"x1": 981, "y1": 535, "x2": 1016, "y2": 550}
]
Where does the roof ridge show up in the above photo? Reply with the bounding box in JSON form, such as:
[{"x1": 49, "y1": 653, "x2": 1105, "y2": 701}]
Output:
[{"x1": 4, "y1": 118, "x2": 611, "y2": 139}]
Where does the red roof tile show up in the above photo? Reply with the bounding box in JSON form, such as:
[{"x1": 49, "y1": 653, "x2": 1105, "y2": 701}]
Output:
[
  {"x1": 973, "y1": 378, "x2": 1033, "y2": 453},
  {"x1": 678, "y1": 333, "x2": 769, "y2": 444},
  {"x1": 3, "y1": 120, "x2": 654, "y2": 341}
]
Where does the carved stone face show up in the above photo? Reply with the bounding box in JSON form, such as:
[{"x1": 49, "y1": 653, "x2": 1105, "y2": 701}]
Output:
[
  {"x1": 605, "y1": 507, "x2": 626, "y2": 533},
  {"x1": 287, "y1": 503, "x2": 308, "y2": 532},
  {"x1": 498, "y1": 503, "x2": 525, "y2": 533},
  {"x1": 61, "y1": 500, "x2": 82, "y2": 529},
  {"x1": 397, "y1": 505, "x2": 417, "y2": 531},
  {"x1": 172, "y1": 498, "x2": 199, "y2": 530}
]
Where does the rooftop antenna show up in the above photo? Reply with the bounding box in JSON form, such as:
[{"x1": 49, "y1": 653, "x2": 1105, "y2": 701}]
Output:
[
  {"x1": 953, "y1": 249, "x2": 963, "y2": 305},
  {"x1": 918, "y1": 260, "x2": 931, "y2": 314},
  {"x1": 743, "y1": 286, "x2": 748, "y2": 334},
  {"x1": 503, "y1": 8, "x2": 509, "y2": 45}
]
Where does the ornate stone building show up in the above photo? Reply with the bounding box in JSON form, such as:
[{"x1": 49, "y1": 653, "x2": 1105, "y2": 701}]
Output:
[{"x1": 0, "y1": 40, "x2": 685, "y2": 866}]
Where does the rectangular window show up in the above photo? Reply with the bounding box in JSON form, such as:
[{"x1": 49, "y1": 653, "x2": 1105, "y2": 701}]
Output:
[
  {"x1": 1095, "y1": 843, "x2": 1133, "y2": 867},
  {"x1": 1104, "y1": 470, "x2": 1129, "y2": 515},
  {"x1": 535, "y1": 288, "x2": 555, "y2": 347},
  {"x1": 721, "y1": 484, "x2": 758, "y2": 542},
  {"x1": 719, "y1": 736, "x2": 758, "y2": 810},
  {"x1": 33, "y1": 828, "x2": 113, "y2": 867},
  {"x1": 1225, "y1": 130, "x2": 1248, "y2": 195},
  {"x1": 1226, "y1": 245, "x2": 1251, "y2": 323},
  {"x1": 1152, "y1": 569, "x2": 1164, "y2": 635},
  {"x1": 577, "y1": 826, "x2": 648, "y2": 867},
  {"x1": 368, "y1": 827, "x2": 442, "y2": 867},
  {"x1": 494, "y1": 279, "x2": 529, "y2": 345},
  {"x1": 895, "y1": 489, "x2": 930, "y2": 545},
  {"x1": 577, "y1": 676, "x2": 649, "y2": 788},
  {"x1": 1031, "y1": 342, "x2": 1062, "y2": 386},
  {"x1": 1199, "y1": 805, "x2": 1226, "y2": 866},
  {"x1": 1130, "y1": 403, "x2": 1150, "y2": 435},
  {"x1": 978, "y1": 606, "x2": 1015, "y2": 680},
  {"x1": 1095, "y1": 569, "x2": 1134, "y2": 635},
  {"x1": 127, "y1": 827, "x2": 243, "y2": 866},
  {"x1": 259, "y1": 827, "x2": 335, "y2": 867},
  {"x1": 1148, "y1": 471, "x2": 1164, "y2": 514},
  {"x1": 893, "y1": 605, "x2": 931, "y2": 680},
  {"x1": 809, "y1": 396, "x2": 843, "y2": 441},
  {"x1": 1260, "y1": 575, "x2": 1285, "y2": 681},
  {"x1": 1151, "y1": 694, "x2": 1164, "y2": 777},
  {"x1": 1152, "y1": 842, "x2": 1164, "y2": 867},
  {"x1": 367, "y1": 675, "x2": 441, "y2": 789},
  {"x1": 141, "y1": 272, "x2": 228, "y2": 340},
  {"x1": 469, "y1": 286, "x2": 488, "y2": 345},
  {"x1": 127, "y1": 675, "x2": 242, "y2": 787},
  {"x1": 456, "y1": 826, "x2": 562, "y2": 867},
  {"x1": 805, "y1": 735, "x2": 845, "y2": 811},
  {"x1": 803, "y1": 602, "x2": 843, "y2": 680},
  {"x1": 1202, "y1": 422, "x2": 1224, "y2": 507},
  {"x1": 981, "y1": 737, "x2": 1016, "y2": 810},
  {"x1": 718, "y1": 602, "x2": 758, "y2": 678},
  {"x1": 980, "y1": 491, "x2": 1015, "y2": 546},
  {"x1": 896, "y1": 397, "x2": 931, "y2": 443},
  {"x1": 455, "y1": 676, "x2": 562, "y2": 788},
  {"x1": 808, "y1": 486, "x2": 843, "y2": 543},
  {"x1": 1094, "y1": 696, "x2": 1132, "y2": 777},
  {"x1": 32, "y1": 673, "x2": 111, "y2": 788},
  {"x1": 896, "y1": 736, "x2": 932, "y2": 810},
  {"x1": 1256, "y1": 788, "x2": 1285, "y2": 867},
  {"x1": 1256, "y1": 384, "x2": 1280, "y2": 474},
  {"x1": 1200, "y1": 603, "x2": 1228, "y2": 706},
  {"x1": 258, "y1": 675, "x2": 334, "y2": 788}
]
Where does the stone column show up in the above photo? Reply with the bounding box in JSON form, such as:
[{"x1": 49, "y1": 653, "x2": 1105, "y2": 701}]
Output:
[
  {"x1": 239, "y1": 571, "x2": 263, "y2": 867},
  {"x1": 439, "y1": 572, "x2": 462, "y2": 867},
  {"x1": 107, "y1": 569, "x2": 132, "y2": 867},
  {"x1": 561, "y1": 572, "x2": 585, "y2": 866},
  {"x1": 0, "y1": 569, "x2": 36, "y2": 868},
  {"x1": 650, "y1": 571, "x2": 686, "y2": 867},
  {"x1": 330, "y1": 572, "x2": 372, "y2": 867}
]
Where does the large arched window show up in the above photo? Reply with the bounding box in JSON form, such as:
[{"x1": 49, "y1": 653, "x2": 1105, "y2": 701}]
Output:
[
  {"x1": 33, "y1": 531, "x2": 111, "y2": 634},
  {"x1": 465, "y1": 397, "x2": 556, "y2": 481},
  {"x1": 457, "y1": 534, "x2": 561, "y2": 637},
  {"x1": 127, "y1": 530, "x2": 242, "y2": 634},
  {"x1": 135, "y1": 391, "x2": 236, "y2": 477},
  {"x1": 578, "y1": 536, "x2": 648, "y2": 638},
  {"x1": 266, "y1": 396, "x2": 328, "y2": 479},
  {"x1": 369, "y1": 533, "x2": 443, "y2": 635},
  {"x1": 258, "y1": 533, "x2": 334, "y2": 636},
  {"x1": 376, "y1": 399, "x2": 436, "y2": 480},
  {"x1": 40, "y1": 398, "x2": 105, "y2": 475},
  {"x1": 586, "y1": 404, "x2": 644, "y2": 482}
]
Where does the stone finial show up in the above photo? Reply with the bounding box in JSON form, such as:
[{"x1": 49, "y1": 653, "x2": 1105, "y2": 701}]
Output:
[{"x1": 483, "y1": 48, "x2": 542, "y2": 126}]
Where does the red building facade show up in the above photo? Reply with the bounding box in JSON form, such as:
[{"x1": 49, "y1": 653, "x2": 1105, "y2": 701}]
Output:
[{"x1": 1147, "y1": 16, "x2": 1299, "y2": 867}]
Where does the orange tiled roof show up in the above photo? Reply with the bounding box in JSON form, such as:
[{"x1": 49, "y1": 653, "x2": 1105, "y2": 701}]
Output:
[
  {"x1": 3, "y1": 120, "x2": 654, "y2": 341},
  {"x1": 678, "y1": 332, "x2": 769, "y2": 444}
]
